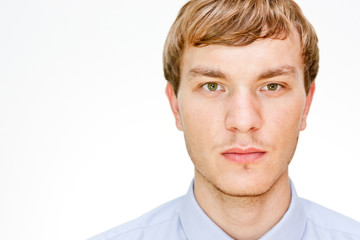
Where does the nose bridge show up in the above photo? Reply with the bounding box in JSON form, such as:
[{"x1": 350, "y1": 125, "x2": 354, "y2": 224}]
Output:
[{"x1": 225, "y1": 89, "x2": 262, "y2": 132}]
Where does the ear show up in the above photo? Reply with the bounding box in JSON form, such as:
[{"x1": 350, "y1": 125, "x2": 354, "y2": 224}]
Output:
[
  {"x1": 165, "y1": 83, "x2": 183, "y2": 131},
  {"x1": 300, "y1": 82, "x2": 315, "y2": 131}
]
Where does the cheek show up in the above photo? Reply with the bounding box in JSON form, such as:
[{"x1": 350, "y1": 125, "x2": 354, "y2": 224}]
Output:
[
  {"x1": 180, "y1": 98, "x2": 224, "y2": 134},
  {"x1": 266, "y1": 92, "x2": 305, "y2": 128},
  {"x1": 273, "y1": 106, "x2": 303, "y2": 129},
  {"x1": 179, "y1": 98, "x2": 225, "y2": 156},
  {"x1": 263, "y1": 98, "x2": 305, "y2": 153}
]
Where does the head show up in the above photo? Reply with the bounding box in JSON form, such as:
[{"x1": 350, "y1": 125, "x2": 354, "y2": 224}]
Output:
[
  {"x1": 164, "y1": 0, "x2": 319, "y2": 196},
  {"x1": 163, "y1": 0, "x2": 319, "y2": 96}
]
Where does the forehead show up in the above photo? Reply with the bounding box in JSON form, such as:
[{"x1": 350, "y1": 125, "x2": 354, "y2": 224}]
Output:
[{"x1": 181, "y1": 31, "x2": 303, "y2": 80}]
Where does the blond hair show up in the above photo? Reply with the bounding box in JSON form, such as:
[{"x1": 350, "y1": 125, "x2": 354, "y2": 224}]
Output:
[{"x1": 163, "y1": 0, "x2": 319, "y2": 95}]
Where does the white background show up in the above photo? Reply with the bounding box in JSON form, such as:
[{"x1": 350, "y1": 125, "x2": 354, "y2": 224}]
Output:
[{"x1": 0, "y1": 0, "x2": 359, "y2": 239}]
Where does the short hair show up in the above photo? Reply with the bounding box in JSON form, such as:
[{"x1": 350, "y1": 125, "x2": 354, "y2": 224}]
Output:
[{"x1": 163, "y1": 0, "x2": 319, "y2": 95}]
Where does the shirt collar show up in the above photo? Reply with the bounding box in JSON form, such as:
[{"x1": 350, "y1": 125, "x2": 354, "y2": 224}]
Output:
[
  {"x1": 179, "y1": 180, "x2": 307, "y2": 240},
  {"x1": 179, "y1": 180, "x2": 233, "y2": 240}
]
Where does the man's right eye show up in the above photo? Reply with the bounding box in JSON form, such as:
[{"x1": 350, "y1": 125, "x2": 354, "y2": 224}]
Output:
[{"x1": 202, "y1": 82, "x2": 223, "y2": 91}]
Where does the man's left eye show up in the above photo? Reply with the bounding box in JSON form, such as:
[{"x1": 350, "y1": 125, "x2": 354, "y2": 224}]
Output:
[{"x1": 261, "y1": 83, "x2": 282, "y2": 91}]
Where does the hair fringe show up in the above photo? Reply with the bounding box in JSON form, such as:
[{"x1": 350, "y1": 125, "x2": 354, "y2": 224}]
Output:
[{"x1": 163, "y1": 0, "x2": 319, "y2": 95}]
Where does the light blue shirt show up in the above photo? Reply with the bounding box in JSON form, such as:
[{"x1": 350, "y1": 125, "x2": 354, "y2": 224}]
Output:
[{"x1": 89, "y1": 181, "x2": 360, "y2": 240}]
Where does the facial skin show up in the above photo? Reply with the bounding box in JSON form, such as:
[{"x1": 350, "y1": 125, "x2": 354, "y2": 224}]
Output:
[{"x1": 166, "y1": 31, "x2": 315, "y2": 198}]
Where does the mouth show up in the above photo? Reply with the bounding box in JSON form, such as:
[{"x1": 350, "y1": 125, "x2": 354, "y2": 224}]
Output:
[{"x1": 221, "y1": 147, "x2": 266, "y2": 164}]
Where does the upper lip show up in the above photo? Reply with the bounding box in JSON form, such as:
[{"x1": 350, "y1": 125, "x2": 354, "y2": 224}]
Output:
[{"x1": 222, "y1": 147, "x2": 265, "y2": 154}]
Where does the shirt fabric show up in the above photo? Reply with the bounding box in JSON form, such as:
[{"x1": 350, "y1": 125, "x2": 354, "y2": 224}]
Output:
[{"x1": 89, "y1": 181, "x2": 360, "y2": 240}]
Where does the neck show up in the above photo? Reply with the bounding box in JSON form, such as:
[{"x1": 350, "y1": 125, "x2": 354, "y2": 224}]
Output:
[{"x1": 193, "y1": 170, "x2": 291, "y2": 240}]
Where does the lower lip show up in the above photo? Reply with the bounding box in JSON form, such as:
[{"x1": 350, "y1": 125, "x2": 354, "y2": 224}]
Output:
[{"x1": 222, "y1": 152, "x2": 266, "y2": 164}]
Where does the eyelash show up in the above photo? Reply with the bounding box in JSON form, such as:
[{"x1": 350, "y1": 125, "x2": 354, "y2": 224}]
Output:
[
  {"x1": 200, "y1": 82, "x2": 284, "y2": 92},
  {"x1": 260, "y1": 83, "x2": 284, "y2": 92},
  {"x1": 201, "y1": 82, "x2": 225, "y2": 92}
]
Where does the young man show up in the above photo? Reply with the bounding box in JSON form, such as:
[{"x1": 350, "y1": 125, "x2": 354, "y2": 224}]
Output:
[{"x1": 90, "y1": 0, "x2": 360, "y2": 239}]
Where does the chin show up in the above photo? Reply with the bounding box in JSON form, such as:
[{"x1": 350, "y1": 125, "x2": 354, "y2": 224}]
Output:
[
  {"x1": 216, "y1": 181, "x2": 271, "y2": 198},
  {"x1": 211, "y1": 172, "x2": 281, "y2": 198}
]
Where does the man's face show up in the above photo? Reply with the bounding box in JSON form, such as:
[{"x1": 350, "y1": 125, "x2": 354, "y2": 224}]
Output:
[{"x1": 166, "y1": 31, "x2": 315, "y2": 196}]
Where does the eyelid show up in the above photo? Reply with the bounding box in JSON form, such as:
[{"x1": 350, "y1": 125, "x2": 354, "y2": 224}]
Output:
[
  {"x1": 201, "y1": 82, "x2": 225, "y2": 91},
  {"x1": 260, "y1": 82, "x2": 284, "y2": 91}
]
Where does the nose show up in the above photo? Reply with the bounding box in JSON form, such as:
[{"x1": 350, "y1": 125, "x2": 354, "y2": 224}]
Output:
[{"x1": 224, "y1": 91, "x2": 262, "y2": 133}]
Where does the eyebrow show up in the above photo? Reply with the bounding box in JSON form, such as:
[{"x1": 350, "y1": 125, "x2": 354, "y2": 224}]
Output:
[
  {"x1": 186, "y1": 65, "x2": 297, "y2": 81},
  {"x1": 258, "y1": 65, "x2": 297, "y2": 80},
  {"x1": 187, "y1": 67, "x2": 227, "y2": 80}
]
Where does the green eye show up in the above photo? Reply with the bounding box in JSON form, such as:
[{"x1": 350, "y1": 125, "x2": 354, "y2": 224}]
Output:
[
  {"x1": 267, "y1": 83, "x2": 279, "y2": 91},
  {"x1": 207, "y1": 82, "x2": 218, "y2": 91}
]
